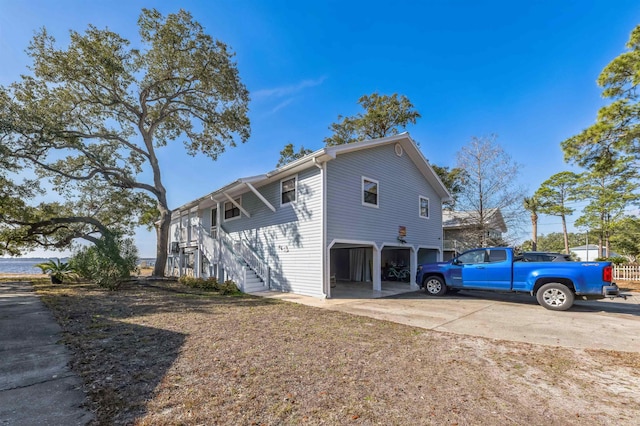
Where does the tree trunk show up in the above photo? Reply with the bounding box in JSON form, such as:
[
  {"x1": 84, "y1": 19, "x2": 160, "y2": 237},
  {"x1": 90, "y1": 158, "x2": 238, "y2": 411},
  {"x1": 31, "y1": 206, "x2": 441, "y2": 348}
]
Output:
[
  {"x1": 153, "y1": 207, "x2": 171, "y2": 277},
  {"x1": 561, "y1": 215, "x2": 569, "y2": 254},
  {"x1": 531, "y1": 213, "x2": 538, "y2": 251},
  {"x1": 598, "y1": 235, "x2": 604, "y2": 260}
]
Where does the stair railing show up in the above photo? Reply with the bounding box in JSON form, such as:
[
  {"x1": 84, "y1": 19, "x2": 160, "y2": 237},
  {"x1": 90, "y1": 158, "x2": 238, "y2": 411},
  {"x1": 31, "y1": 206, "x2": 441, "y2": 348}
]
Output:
[{"x1": 219, "y1": 226, "x2": 270, "y2": 287}]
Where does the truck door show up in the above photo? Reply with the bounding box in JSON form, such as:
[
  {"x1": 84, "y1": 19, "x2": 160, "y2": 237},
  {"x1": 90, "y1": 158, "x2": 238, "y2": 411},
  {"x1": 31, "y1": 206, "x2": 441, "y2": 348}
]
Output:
[
  {"x1": 458, "y1": 248, "x2": 512, "y2": 290},
  {"x1": 452, "y1": 249, "x2": 489, "y2": 288}
]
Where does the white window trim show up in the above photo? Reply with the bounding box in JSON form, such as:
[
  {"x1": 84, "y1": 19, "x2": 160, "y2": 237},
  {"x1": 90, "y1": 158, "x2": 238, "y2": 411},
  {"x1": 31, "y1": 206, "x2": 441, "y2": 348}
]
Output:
[
  {"x1": 280, "y1": 174, "x2": 298, "y2": 207},
  {"x1": 223, "y1": 196, "x2": 242, "y2": 222},
  {"x1": 362, "y1": 176, "x2": 379, "y2": 208},
  {"x1": 419, "y1": 196, "x2": 430, "y2": 219}
]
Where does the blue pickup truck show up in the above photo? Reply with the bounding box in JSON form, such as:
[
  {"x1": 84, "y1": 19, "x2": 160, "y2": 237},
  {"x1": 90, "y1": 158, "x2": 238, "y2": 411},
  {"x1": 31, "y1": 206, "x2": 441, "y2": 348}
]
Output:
[{"x1": 416, "y1": 247, "x2": 620, "y2": 310}]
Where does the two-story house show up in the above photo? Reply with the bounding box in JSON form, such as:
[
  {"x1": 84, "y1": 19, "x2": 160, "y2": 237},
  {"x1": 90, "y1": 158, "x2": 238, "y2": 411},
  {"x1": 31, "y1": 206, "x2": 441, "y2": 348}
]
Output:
[{"x1": 166, "y1": 133, "x2": 451, "y2": 298}]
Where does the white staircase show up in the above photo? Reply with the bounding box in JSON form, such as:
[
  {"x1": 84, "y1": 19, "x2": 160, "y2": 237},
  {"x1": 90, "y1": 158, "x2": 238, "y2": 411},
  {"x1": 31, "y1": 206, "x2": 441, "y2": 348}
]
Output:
[
  {"x1": 196, "y1": 224, "x2": 269, "y2": 294},
  {"x1": 243, "y1": 267, "x2": 267, "y2": 293}
]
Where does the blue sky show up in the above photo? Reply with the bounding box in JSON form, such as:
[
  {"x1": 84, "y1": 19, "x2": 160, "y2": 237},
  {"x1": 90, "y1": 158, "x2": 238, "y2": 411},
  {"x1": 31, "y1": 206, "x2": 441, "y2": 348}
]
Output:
[{"x1": 1, "y1": 0, "x2": 639, "y2": 257}]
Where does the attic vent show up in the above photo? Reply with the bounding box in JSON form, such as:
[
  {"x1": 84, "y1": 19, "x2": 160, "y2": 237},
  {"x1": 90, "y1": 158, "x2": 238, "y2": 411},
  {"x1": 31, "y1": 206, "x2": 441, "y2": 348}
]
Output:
[{"x1": 394, "y1": 143, "x2": 403, "y2": 157}]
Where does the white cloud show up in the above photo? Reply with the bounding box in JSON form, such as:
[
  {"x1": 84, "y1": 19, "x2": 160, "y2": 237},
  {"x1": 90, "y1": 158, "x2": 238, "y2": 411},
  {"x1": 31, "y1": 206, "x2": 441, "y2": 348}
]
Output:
[
  {"x1": 271, "y1": 98, "x2": 295, "y2": 113},
  {"x1": 253, "y1": 76, "x2": 327, "y2": 100}
]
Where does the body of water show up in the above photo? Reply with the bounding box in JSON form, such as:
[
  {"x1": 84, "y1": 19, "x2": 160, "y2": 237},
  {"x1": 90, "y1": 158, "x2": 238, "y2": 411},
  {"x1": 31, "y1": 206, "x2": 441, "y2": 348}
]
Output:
[
  {"x1": 0, "y1": 258, "x2": 55, "y2": 274},
  {"x1": 0, "y1": 258, "x2": 156, "y2": 274}
]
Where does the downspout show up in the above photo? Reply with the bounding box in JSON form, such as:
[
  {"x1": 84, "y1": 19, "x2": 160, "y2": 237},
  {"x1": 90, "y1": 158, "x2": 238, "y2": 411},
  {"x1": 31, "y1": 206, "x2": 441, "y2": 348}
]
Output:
[{"x1": 313, "y1": 157, "x2": 328, "y2": 298}]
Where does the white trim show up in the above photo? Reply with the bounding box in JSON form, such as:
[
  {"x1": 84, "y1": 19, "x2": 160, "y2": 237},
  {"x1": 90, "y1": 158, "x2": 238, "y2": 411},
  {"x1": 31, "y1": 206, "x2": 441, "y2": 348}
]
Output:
[
  {"x1": 328, "y1": 239, "x2": 380, "y2": 250},
  {"x1": 394, "y1": 143, "x2": 403, "y2": 157},
  {"x1": 280, "y1": 174, "x2": 298, "y2": 207},
  {"x1": 223, "y1": 195, "x2": 244, "y2": 222},
  {"x1": 362, "y1": 176, "x2": 379, "y2": 208},
  {"x1": 321, "y1": 161, "x2": 328, "y2": 298},
  {"x1": 419, "y1": 195, "x2": 430, "y2": 219}
]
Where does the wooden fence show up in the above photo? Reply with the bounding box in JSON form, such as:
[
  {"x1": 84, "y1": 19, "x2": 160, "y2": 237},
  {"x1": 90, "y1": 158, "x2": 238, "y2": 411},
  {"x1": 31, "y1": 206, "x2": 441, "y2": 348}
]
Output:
[{"x1": 613, "y1": 265, "x2": 640, "y2": 281}]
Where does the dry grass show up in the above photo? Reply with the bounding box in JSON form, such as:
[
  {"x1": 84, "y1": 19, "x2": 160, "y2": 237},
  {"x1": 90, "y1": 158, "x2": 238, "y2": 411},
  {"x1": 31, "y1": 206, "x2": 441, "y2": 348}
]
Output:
[{"x1": 26, "y1": 279, "x2": 640, "y2": 425}]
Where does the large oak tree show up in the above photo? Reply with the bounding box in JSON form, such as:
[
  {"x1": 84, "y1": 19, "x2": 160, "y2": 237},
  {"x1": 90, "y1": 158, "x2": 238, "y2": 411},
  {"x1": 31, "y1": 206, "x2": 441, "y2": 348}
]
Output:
[{"x1": 2, "y1": 9, "x2": 250, "y2": 275}]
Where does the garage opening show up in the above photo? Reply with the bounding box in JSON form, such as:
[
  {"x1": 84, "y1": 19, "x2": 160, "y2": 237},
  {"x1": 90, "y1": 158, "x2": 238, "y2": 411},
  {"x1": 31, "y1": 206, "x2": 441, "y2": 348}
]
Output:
[
  {"x1": 381, "y1": 246, "x2": 411, "y2": 286},
  {"x1": 418, "y1": 248, "x2": 439, "y2": 264},
  {"x1": 330, "y1": 244, "x2": 374, "y2": 288}
]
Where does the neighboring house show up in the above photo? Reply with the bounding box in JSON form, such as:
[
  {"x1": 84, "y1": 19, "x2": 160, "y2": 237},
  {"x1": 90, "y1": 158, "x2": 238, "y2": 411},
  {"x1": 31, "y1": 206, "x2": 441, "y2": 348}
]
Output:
[
  {"x1": 442, "y1": 209, "x2": 507, "y2": 260},
  {"x1": 166, "y1": 133, "x2": 451, "y2": 298},
  {"x1": 570, "y1": 244, "x2": 620, "y2": 261}
]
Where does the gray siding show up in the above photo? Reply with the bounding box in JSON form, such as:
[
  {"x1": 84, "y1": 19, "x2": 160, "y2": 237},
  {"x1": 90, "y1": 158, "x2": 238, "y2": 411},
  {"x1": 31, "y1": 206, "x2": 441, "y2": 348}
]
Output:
[
  {"x1": 222, "y1": 166, "x2": 324, "y2": 297},
  {"x1": 326, "y1": 144, "x2": 443, "y2": 248}
]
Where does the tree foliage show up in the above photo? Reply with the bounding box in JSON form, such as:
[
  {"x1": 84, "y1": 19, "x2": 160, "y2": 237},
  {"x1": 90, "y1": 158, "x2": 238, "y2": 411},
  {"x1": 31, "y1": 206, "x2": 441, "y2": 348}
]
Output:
[
  {"x1": 562, "y1": 25, "x2": 640, "y2": 172},
  {"x1": 573, "y1": 164, "x2": 639, "y2": 257},
  {"x1": 324, "y1": 92, "x2": 421, "y2": 146},
  {"x1": 431, "y1": 165, "x2": 467, "y2": 210},
  {"x1": 535, "y1": 171, "x2": 581, "y2": 254},
  {"x1": 70, "y1": 233, "x2": 139, "y2": 290},
  {"x1": 521, "y1": 232, "x2": 586, "y2": 253},
  {"x1": 275, "y1": 143, "x2": 313, "y2": 168},
  {"x1": 2, "y1": 9, "x2": 250, "y2": 274},
  {"x1": 276, "y1": 92, "x2": 420, "y2": 167},
  {"x1": 610, "y1": 216, "x2": 640, "y2": 262},
  {"x1": 454, "y1": 135, "x2": 526, "y2": 247}
]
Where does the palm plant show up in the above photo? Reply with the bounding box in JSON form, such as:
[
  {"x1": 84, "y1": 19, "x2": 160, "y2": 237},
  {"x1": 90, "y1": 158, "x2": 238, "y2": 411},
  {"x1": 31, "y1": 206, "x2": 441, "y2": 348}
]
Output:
[{"x1": 35, "y1": 258, "x2": 77, "y2": 284}]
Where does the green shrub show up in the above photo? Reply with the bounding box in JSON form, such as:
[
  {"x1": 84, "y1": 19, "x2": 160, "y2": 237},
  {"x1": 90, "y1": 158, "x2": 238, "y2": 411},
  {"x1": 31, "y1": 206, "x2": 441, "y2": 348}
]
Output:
[
  {"x1": 177, "y1": 276, "x2": 239, "y2": 294},
  {"x1": 220, "y1": 280, "x2": 240, "y2": 295},
  {"x1": 70, "y1": 234, "x2": 139, "y2": 290}
]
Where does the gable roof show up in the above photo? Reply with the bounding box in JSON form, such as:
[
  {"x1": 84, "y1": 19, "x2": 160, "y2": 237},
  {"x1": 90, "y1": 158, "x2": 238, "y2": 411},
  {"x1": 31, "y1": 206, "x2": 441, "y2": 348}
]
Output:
[{"x1": 173, "y1": 132, "x2": 452, "y2": 215}]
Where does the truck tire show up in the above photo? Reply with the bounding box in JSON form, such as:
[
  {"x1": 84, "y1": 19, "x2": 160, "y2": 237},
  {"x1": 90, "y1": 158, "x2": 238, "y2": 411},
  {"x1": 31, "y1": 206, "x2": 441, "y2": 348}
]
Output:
[
  {"x1": 423, "y1": 276, "x2": 447, "y2": 296},
  {"x1": 536, "y1": 283, "x2": 575, "y2": 311}
]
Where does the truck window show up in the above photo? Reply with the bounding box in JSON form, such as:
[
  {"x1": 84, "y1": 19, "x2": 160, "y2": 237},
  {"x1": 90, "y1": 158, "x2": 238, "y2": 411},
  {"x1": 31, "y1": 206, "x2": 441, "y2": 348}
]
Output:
[
  {"x1": 488, "y1": 249, "x2": 507, "y2": 263},
  {"x1": 457, "y1": 250, "x2": 487, "y2": 264}
]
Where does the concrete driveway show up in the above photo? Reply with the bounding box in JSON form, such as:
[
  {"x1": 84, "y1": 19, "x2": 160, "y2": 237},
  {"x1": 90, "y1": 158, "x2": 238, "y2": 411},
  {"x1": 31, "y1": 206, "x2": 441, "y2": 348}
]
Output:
[{"x1": 258, "y1": 289, "x2": 640, "y2": 353}]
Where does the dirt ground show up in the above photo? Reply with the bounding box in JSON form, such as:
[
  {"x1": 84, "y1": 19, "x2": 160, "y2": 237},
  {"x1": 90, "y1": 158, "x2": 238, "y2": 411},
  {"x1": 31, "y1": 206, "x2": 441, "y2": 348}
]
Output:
[{"x1": 18, "y1": 277, "x2": 638, "y2": 425}]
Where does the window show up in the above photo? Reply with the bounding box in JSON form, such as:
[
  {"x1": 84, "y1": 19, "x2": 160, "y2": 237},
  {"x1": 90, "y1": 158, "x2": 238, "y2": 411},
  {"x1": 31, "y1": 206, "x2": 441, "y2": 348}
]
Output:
[
  {"x1": 419, "y1": 196, "x2": 429, "y2": 218},
  {"x1": 488, "y1": 249, "x2": 507, "y2": 263},
  {"x1": 457, "y1": 249, "x2": 487, "y2": 264},
  {"x1": 224, "y1": 197, "x2": 241, "y2": 221},
  {"x1": 281, "y1": 176, "x2": 297, "y2": 205},
  {"x1": 362, "y1": 177, "x2": 379, "y2": 207}
]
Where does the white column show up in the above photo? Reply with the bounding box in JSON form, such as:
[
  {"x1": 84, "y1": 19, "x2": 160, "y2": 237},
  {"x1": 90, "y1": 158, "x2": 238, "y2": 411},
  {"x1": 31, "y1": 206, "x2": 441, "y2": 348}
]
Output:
[
  {"x1": 195, "y1": 249, "x2": 201, "y2": 278},
  {"x1": 410, "y1": 246, "x2": 419, "y2": 290},
  {"x1": 372, "y1": 244, "x2": 381, "y2": 292}
]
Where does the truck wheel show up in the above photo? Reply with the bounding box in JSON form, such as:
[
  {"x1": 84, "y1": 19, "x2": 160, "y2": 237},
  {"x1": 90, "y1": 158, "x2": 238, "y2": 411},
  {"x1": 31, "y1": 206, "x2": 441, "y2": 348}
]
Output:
[
  {"x1": 536, "y1": 283, "x2": 575, "y2": 311},
  {"x1": 423, "y1": 276, "x2": 447, "y2": 296}
]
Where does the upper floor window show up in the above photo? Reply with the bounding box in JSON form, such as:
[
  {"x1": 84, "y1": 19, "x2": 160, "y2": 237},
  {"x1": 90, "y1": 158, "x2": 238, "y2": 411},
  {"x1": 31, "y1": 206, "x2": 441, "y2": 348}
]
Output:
[
  {"x1": 419, "y1": 196, "x2": 429, "y2": 218},
  {"x1": 362, "y1": 177, "x2": 379, "y2": 207},
  {"x1": 281, "y1": 176, "x2": 297, "y2": 205},
  {"x1": 224, "y1": 197, "x2": 241, "y2": 221}
]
